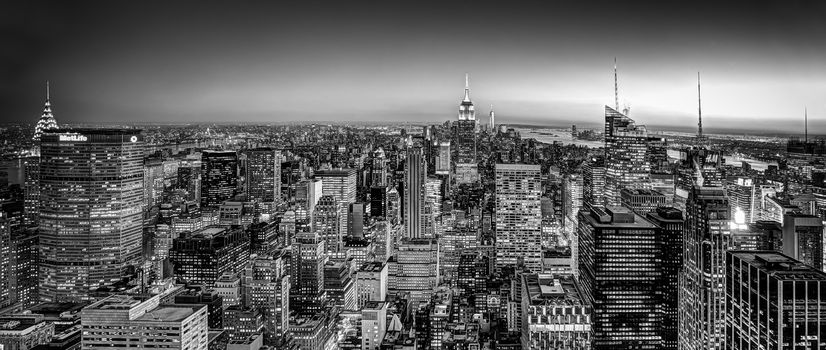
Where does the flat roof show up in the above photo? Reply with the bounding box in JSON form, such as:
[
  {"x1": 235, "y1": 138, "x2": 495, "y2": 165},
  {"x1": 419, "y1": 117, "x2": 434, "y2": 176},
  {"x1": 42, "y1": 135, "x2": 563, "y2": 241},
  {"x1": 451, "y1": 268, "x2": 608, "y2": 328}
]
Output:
[
  {"x1": 135, "y1": 305, "x2": 201, "y2": 322},
  {"x1": 731, "y1": 250, "x2": 826, "y2": 280}
]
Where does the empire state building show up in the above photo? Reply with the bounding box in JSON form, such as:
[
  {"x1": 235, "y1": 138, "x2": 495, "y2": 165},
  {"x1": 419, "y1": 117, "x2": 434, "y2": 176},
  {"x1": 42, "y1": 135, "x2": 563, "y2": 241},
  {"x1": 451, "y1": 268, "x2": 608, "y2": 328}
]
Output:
[{"x1": 455, "y1": 74, "x2": 478, "y2": 183}]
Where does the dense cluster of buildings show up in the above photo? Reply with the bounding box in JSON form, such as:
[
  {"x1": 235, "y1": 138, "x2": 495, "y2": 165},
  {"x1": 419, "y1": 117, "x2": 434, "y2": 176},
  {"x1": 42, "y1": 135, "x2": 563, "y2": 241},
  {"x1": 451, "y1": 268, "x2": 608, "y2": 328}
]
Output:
[{"x1": 0, "y1": 75, "x2": 824, "y2": 350}]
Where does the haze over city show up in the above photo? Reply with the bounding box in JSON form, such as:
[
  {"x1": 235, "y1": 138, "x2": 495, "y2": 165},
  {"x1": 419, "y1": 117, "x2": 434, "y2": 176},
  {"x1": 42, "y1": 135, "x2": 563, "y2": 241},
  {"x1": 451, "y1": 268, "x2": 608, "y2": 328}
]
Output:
[{"x1": 3, "y1": 0, "x2": 826, "y2": 133}]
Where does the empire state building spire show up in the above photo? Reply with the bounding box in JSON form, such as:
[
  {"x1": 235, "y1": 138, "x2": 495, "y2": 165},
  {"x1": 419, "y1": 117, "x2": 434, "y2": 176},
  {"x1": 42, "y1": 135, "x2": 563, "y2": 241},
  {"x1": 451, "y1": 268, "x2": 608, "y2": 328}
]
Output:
[
  {"x1": 33, "y1": 80, "x2": 59, "y2": 141},
  {"x1": 458, "y1": 73, "x2": 475, "y2": 120}
]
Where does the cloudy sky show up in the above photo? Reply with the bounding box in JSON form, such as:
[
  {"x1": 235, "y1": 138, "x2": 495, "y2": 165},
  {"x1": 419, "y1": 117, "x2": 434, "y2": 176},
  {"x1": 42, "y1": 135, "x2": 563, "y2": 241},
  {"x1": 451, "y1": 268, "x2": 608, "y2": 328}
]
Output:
[{"x1": 2, "y1": 0, "x2": 826, "y2": 133}]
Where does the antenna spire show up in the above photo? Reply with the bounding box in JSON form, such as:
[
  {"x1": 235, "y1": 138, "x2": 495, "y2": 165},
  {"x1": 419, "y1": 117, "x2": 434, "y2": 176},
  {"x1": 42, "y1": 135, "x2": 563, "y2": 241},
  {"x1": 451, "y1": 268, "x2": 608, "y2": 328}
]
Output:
[
  {"x1": 805, "y1": 107, "x2": 808, "y2": 143},
  {"x1": 613, "y1": 58, "x2": 619, "y2": 111},
  {"x1": 46, "y1": 80, "x2": 50, "y2": 101},
  {"x1": 697, "y1": 72, "x2": 703, "y2": 139},
  {"x1": 462, "y1": 73, "x2": 471, "y2": 102}
]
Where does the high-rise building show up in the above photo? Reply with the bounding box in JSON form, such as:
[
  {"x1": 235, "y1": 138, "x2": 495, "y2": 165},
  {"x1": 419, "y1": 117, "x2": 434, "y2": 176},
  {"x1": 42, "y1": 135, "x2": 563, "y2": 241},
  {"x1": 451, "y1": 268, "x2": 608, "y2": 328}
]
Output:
[
  {"x1": 11, "y1": 228, "x2": 39, "y2": 308},
  {"x1": 674, "y1": 147, "x2": 724, "y2": 211},
  {"x1": 577, "y1": 205, "x2": 664, "y2": 349},
  {"x1": 679, "y1": 186, "x2": 730, "y2": 350},
  {"x1": 390, "y1": 238, "x2": 439, "y2": 303},
  {"x1": 243, "y1": 249, "x2": 290, "y2": 341},
  {"x1": 323, "y1": 260, "x2": 356, "y2": 310},
  {"x1": 436, "y1": 141, "x2": 451, "y2": 175},
  {"x1": 245, "y1": 148, "x2": 282, "y2": 204},
  {"x1": 495, "y1": 164, "x2": 542, "y2": 272},
  {"x1": 178, "y1": 156, "x2": 202, "y2": 203},
  {"x1": 355, "y1": 261, "x2": 388, "y2": 309},
  {"x1": 201, "y1": 150, "x2": 238, "y2": 209},
  {"x1": 604, "y1": 106, "x2": 650, "y2": 206},
  {"x1": 455, "y1": 75, "x2": 478, "y2": 184},
  {"x1": 620, "y1": 188, "x2": 666, "y2": 214},
  {"x1": 645, "y1": 207, "x2": 684, "y2": 350},
  {"x1": 291, "y1": 232, "x2": 327, "y2": 314},
  {"x1": 22, "y1": 156, "x2": 40, "y2": 226},
  {"x1": 32, "y1": 81, "x2": 58, "y2": 142},
  {"x1": 582, "y1": 156, "x2": 606, "y2": 207},
  {"x1": 404, "y1": 147, "x2": 426, "y2": 239},
  {"x1": 562, "y1": 174, "x2": 583, "y2": 237},
  {"x1": 371, "y1": 148, "x2": 388, "y2": 187},
  {"x1": 313, "y1": 195, "x2": 341, "y2": 253},
  {"x1": 81, "y1": 294, "x2": 209, "y2": 350},
  {"x1": 0, "y1": 213, "x2": 10, "y2": 308},
  {"x1": 315, "y1": 169, "x2": 357, "y2": 239},
  {"x1": 38, "y1": 129, "x2": 144, "y2": 302},
  {"x1": 369, "y1": 186, "x2": 387, "y2": 219},
  {"x1": 296, "y1": 178, "x2": 322, "y2": 222},
  {"x1": 782, "y1": 213, "x2": 823, "y2": 270},
  {"x1": 144, "y1": 158, "x2": 165, "y2": 209},
  {"x1": 168, "y1": 226, "x2": 250, "y2": 287},
  {"x1": 726, "y1": 251, "x2": 826, "y2": 350},
  {"x1": 424, "y1": 177, "x2": 442, "y2": 237},
  {"x1": 362, "y1": 301, "x2": 388, "y2": 350},
  {"x1": 726, "y1": 177, "x2": 756, "y2": 223},
  {"x1": 347, "y1": 202, "x2": 366, "y2": 238},
  {"x1": 520, "y1": 274, "x2": 592, "y2": 350},
  {"x1": 387, "y1": 186, "x2": 401, "y2": 225}
]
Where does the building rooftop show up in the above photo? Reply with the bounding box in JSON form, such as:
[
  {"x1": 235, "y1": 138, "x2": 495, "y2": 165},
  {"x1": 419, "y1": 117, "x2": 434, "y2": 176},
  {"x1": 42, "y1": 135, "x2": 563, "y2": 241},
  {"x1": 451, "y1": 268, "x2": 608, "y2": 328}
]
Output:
[
  {"x1": 359, "y1": 261, "x2": 386, "y2": 272},
  {"x1": 583, "y1": 206, "x2": 656, "y2": 228},
  {"x1": 134, "y1": 306, "x2": 200, "y2": 322},
  {"x1": 730, "y1": 250, "x2": 826, "y2": 280},
  {"x1": 522, "y1": 274, "x2": 586, "y2": 307}
]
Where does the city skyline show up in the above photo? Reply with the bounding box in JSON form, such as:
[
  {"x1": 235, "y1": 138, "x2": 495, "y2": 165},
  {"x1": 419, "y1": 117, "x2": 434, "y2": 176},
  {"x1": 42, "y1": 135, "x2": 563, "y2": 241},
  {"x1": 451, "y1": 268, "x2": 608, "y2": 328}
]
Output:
[{"x1": 3, "y1": 1, "x2": 826, "y2": 133}]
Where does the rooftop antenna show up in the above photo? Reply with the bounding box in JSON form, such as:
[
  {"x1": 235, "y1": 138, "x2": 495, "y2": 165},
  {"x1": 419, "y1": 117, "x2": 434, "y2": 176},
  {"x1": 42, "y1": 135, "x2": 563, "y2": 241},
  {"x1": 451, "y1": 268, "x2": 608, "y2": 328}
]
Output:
[
  {"x1": 697, "y1": 72, "x2": 703, "y2": 139},
  {"x1": 46, "y1": 80, "x2": 50, "y2": 101},
  {"x1": 614, "y1": 58, "x2": 619, "y2": 111},
  {"x1": 805, "y1": 107, "x2": 808, "y2": 143}
]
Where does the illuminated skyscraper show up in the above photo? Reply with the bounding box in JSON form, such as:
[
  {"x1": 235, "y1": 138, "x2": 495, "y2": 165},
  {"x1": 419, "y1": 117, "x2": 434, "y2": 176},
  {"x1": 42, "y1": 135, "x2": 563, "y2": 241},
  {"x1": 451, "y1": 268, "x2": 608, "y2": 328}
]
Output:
[
  {"x1": 291, "y1": 232, "x2": 327, "y2": 314},
  {"x1": 200, "y1": 150, "x2": 239, "y2": 209},
  {"x1": 781, "y1": 213, "x2": 823, "y2": 270},
  {"x1": 495, "y1": 164, "x2": 542, "y2": 272},
  {"x1": 679, "y1": 186, "x2": 730, "y2": 350},
  {"x1": 577, "y1": 206, "x2": 664, "y2": 349},
  {"x1": 38, "y1": 129, "x2": 144, "y2": 302},
  {"x1": 245, "y1": 148, "x2": 282, "y2": 204},
  {"x1": 582, "y1": 156, "x2": 606, "y2": 206},
  {"x1": 455, "y1": 74, "x2": 478, "y2": 183},
  {"x1": 675, "y1": 147, "x2": 724, "y2": 211},
  {"x1": 435, "y1": 141, "x2": 451, "y2": 175},
  {"x1": 371, "y1": 148, "x2": 388, "y2": 187},
  {"x1": 32, "y1": 81, "x2": 58, "y2": 142},
  {"x1": 404, "y1": 147, "x2": 426, "y2": 239},
  {"x1": 313, "y1": 195, "x2": 341, "y2": 252},
  {"x1": 604, "y1": 106, "x2": 650, "y2": 206},
  {"x1": 725, "y1": 251, "x2": 826, "y2": 350},
  {"x1": 315, "y1": 168, "x2": 357, "y2": 239},
  {"x1": 169, "y1": 226, "x2": 250, "y2": 287}
]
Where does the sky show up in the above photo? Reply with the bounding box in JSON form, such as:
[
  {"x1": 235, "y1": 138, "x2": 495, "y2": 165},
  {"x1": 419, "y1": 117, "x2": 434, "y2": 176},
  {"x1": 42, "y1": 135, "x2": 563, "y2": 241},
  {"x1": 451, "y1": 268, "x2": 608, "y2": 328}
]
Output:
[{"x1": 2, "y1": 0, "x2": 826, "y2": 133}]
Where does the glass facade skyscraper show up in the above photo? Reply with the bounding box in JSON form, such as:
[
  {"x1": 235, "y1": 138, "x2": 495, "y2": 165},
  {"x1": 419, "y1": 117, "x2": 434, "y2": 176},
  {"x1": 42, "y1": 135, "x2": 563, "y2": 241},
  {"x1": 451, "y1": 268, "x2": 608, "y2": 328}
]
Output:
[
  {"x1": 604, "y1": 106, "x2": 650, "y2": 206},
  {"x1": 495, "y1": 164, "x2": 542, "y2": 272},
  {"x1": 38, "y1": 129, "x2": 144, "y2": 302}
]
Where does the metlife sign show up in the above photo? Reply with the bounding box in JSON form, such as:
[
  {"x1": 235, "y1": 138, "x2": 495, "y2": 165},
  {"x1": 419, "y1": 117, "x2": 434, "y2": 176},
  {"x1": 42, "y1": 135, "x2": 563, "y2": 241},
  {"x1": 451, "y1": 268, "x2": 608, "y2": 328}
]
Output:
[{"x1": 59, "y1": 134, "x2": 88, "y2": 142}]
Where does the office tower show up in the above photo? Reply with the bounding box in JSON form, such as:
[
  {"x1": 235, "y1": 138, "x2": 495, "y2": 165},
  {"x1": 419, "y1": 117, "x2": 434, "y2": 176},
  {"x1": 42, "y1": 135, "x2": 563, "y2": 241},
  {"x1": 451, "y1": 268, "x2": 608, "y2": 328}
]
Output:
[
  {"x1": 168, "y1": 226, "x2": 250, "y2": 287},
  {"x1": 680, "y1": 187, "x2": 730, "y2": 350},
  {"x1": 782, "y1": 213, "x2": 823, "y2": 270},
  {"x1": 224, "y1": 306, "x2": 265, "y2": 341},
  {"x1": 81, "y1": 294, "x2": 208, "y2": 350},
  {"x1": 38, "y1": 129, "x2": 144, "y2": 302},
  {"x1": 495, "y1": 164, "x2": 542, "y2": 272},
  {"x1": 520, "y1": 274, "x2": 592, "y2": 350},
  {"x1": 675, "y1": 147, "x2": 724, "y2": 210},
  {"x1": 178, "y1": 157, "x2": 202, "y2": 203},
  {"x1": 32, "y1": 81, "x2": 58, "y2": 142},
  {"x1": 620, "y1": 188, "x2": 666, "y2": 214},
  {"x1": 424, "y1": 177, "x2": 442, "y2": 237},
  {"x1": 247, "y1": 221, "x2": 278, "y2": 254},
  {"x1": 645, "y1": 207, "x2": 684, "y2": 350},
  {"x1": 347, "y1": 202, "x2": 366, "y2": 238},
  {"x1": 735, "y1": 220, "x2": 782, "y2": 251},
  {"x1": 362, "y1": 301, "x2": 388, "y2": 350},
  {"x1": 577, "y1": 206, "x2": 663, "y2": 349},
  {"x1": 391, "y1": 238, "x2": 439, "y2": 303},
  {"x1": 22, "y1": 156, "x2": 39, "y2": 226},
  {"x1": 387, "y1": 186, "x2": 401, "y2": 225},
  {"x1": 314, "y1": 168, "x2": 357, "y2": 239},
  {"x1": 291, "y1": 232, "x2": 327, "y2": 314},
  {"x1": 647, "y1": 135, "x2": 670, "y2": 174},
  {"x1": 323, "y1": 260, "x2": 356, "y2": 310},
  {"x1": 289, "y1": 314, "x2": 333, "y2": 350},
  {"x1": 313, "y1": 195, "x2": 341, "y2": 252},
  {"x1": 457, "y1": 253, "x2": 489, "y2": 297},
  {"x1": 11, "y1": 228, "x2": 39, "y2": 308},
  {"x1": 0, "y1": 213, "x2": 9, "y2": 308},
  {"x1": 369, "y1": 186, "x2": 387, "y2": 219},
  {"x1": 245, "y1": 148, "x2": 282, "y2": 204},
  {"x1": 435, "y1": 141, "x2": 451, "y2": 175},
  {"x1": 726, "y1": 251, "x2": 826, "y2": 350},
  {"x1": 441, "y1": 228, "x2": 477, "y2": 282},
  {"x1": 201, "y1": 150, "x2": 239, "y2": 209},
  {"x1": 562, "y1": 174, "x2": 583, "y2": 236},
  {"x1": 296, "y1": 179, "x2": 322, "y2": 222},
  {"x1": 371, "y1": 148, "x2": 388, "y2": 187},
  {"x1": 726, "y1": 177, "x2": 756, "y2": 223},
  {"x1": 404, "y1": 147, "x2": 426, "y2": 239},
  {"x1": 243, "y1": 250, "x2": 291, "y2": 341},
  {"x1": 144, "y1": 158, "x2": 165, "y2": 209},
  {"x1": 582, "y1": 156, "x2": 606, "y2": 207},
  {"x1": 455, "y1": 74, "x2": 478, "y2": 184},
  {"x1": 356, "y1": 261, "x2": 388, "y2": 308},
  {"x1": 604, "y1": 106, "x2": 650, "y2": 206}
]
